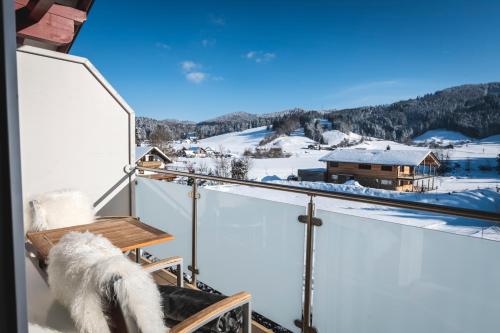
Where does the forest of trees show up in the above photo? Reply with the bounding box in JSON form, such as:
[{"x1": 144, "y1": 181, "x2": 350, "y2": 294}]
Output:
[
  {"x1": 137, "y1": 82, "x2": 500, "y2": 144},
  {"x1": 326, "y1": 82, "x2": 500, "y2": 142}
]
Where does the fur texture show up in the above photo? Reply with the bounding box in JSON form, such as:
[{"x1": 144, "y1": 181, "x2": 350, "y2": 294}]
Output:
[
  {"x1": 28, "y1": 323, "x2": 63, "y2": 333},
  {"x1": 47, "y1": 232, "x2": 166, "y2": 333},
  {"x1": 25, "y1": 189, "x2": 95, "y2": 232}
]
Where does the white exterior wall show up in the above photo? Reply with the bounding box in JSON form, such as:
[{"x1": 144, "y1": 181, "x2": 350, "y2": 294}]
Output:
[{"x1": 17, "y1": 46, "x2": 135, "y2": 227}]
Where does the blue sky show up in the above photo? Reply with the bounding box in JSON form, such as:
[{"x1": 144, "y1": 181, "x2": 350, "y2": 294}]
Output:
[{"x1": 72, "y1": 0, "x2": 500, "y2": 121}]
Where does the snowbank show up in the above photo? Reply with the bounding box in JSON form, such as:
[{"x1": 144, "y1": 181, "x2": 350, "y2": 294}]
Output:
[{"x1": 266, "y1": 180, "x2": 500, "y2": 213}]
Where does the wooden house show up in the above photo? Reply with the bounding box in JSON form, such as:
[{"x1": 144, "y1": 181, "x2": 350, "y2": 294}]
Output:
[
  {"x1": 319, "y1": 149, "x2": 440, "y2": 191},
  {"x1": 135, "y1": 146, "x2": 172, "y2": 174}
]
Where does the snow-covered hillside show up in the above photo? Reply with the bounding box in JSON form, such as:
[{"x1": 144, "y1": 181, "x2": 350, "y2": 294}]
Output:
[
  {"x1": 413, "y1": 129, "x2": 471, "y2": 144},
  {"x1": 172, "y1": 126, "x2": 500, "y2": 188},
  {"x1": 169, "y1": 127, "x2": 500, "y2": 238},
  {"x1": 175, "y1": 126, "x2": 272, "y2": 155},
  {"x1": 172, "y1": 126, "x2": 326, "y2": 179},
  {"x1": 322, "y1": 130, "x2": 361, "y2": 145}
]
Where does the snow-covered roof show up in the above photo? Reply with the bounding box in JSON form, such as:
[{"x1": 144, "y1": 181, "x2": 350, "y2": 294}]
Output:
[
  {"x1": 135, "y1": 146, "x2": 172, "y2": 163},
  {"x1": 319, "y1": 149, "x2": 437, "y2": 166}
]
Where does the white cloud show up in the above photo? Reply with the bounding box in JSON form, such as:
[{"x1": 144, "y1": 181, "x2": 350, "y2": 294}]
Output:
[
  {"x1": 186, "y1": 72, "x2": 207, "y2": 84},
  {"x1": 155, "y1": 42, "x2": 171, "y2": 50},
  {"x1": 201, "y1": 38, "x2": 216, "y2": 47},
  {"x1": 209, "y1": 14, "x2": 225, "y2": 26},
  {"x1": 181, "y1": 60, "x2": 200, "y2": 72},
  {"x1": 245, "y1": 51, "x2": 276, "y2": 63},
  {"x1": 180, "y1": 60, "x2": 222, "y2": 84}
]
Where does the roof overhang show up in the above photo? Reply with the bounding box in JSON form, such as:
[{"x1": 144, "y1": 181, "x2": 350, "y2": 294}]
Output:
[
  {"x1": 136, "y1": 146, "x2": 172, "y2": 164},
  {"x1": 320, "y1": 149, "x2": 441, "y2": 167},
  {"x1": 15, "y1": 0, "x2": 94, "y2": 53}
]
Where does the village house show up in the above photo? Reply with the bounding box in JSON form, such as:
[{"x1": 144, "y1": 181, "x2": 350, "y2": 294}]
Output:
[
  {"x1": 204, "y1": 146, "x2": 216, "y2": 157},
  {"x1": 181, "y1": 146, "x2": 207, "y2": 158},
  {"x1": 319, "y1": 148, "x2": 440, "y2": 191},
  {"x1": 135, "y1": 146, "x2": 172, "y2": 174}
]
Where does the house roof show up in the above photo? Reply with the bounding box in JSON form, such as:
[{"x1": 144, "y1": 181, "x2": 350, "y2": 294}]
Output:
[
  {"x1": 319, "y1": 149, "x2": 439, "y2": 166},
  {"x1": 135, "y1": 146, "x2": 172, "y2": 163}
]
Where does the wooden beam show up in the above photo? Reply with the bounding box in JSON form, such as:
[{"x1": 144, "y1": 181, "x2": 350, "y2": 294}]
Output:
[
  {"x1": 16, "y1": 4, "x2": 86, "y2": 46},
  {"x1": 17, "y1": 12, "x2": 76, "y2": 45},
  {"x1": 26, "y1": 0, "x2": 55, "y2": 22}
]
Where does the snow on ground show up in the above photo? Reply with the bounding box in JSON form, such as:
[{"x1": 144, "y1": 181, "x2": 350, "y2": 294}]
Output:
[
  {"x1": 413, "y1": 129, "x2": 471, "y2": 145},
  {"x1": 321, "y1": 130, "x2": 361, "y2": 145},
  {"x1": 170, "y1": 127, "x2": 500, "y2": 239},
  {"x1": 198, "y1": 126, "x2": 271, "y2": 155},
  {"x1": 171, "y1": 126, "x2": 326, "y2": 179},
  {"x1": 262, "y1": 129, "x2": 316, "y2": 153}
]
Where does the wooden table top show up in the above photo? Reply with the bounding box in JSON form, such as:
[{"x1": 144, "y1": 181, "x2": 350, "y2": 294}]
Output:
[{"x1": 26, "y1": 216, "x2": 174, "y2": 260}]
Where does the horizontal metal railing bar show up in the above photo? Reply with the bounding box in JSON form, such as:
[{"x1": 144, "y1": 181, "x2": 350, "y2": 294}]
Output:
[{"x1": 137, "y1": 167, "x2": 500, "y2": 223}]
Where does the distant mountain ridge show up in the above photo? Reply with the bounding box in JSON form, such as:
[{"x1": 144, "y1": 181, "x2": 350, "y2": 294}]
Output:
[
  {"x1": 136, "y1": 82, "x2": 500, "y2": 142},
  {"x1": 327, "y1": 82, "x2": 500, "y2": 142},
  {"x1": 202, "y1": 111, "x2": 258, "y2": 123}
]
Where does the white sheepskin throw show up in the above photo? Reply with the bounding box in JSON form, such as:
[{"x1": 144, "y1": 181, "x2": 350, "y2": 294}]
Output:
[
  {"x1": 28, "y1": 323, "x2": 63, "y2": 333},
  {"x1": 26, "y1": 190, "x2": 94, "y2": 233},
  {"x1": 47, "y1": 232, "x2": 166, "y2": 333}
]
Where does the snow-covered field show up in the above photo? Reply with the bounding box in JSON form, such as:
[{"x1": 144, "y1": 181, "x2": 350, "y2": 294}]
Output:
[
  {"x1": 413, "y1": 129, "x2": 472, "y2": 145},
  {"x1": 322, "y1": 129, "x2": 361, "y2": 145},
  {"x1": 168, "y1": 127, "x2": 500, "y2": 239}
]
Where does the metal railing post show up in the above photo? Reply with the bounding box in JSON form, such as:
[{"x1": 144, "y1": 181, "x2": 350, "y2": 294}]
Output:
[
  {"x1": 295, "y1": 195, "x2": 321, "y2": 333},
  {"x1": 188, "y1": 176, "x2": 200, "y2": 285}
]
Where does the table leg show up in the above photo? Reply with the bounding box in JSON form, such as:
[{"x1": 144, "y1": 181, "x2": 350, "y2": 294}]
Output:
[{"x1": 135, "y1": 248, "x2": 140, "y2": 263}]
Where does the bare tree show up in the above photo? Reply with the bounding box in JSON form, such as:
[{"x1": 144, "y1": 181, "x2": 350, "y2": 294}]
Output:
[
  {"x1": 150, "y1": 125, "x2": 172, "y2": 149},
  {"x1": 211, "y1": 145, "x2": 231, "y2": 178},
  {"x1": 197, "y1": 161, "x2": 211, "y2": 175}
]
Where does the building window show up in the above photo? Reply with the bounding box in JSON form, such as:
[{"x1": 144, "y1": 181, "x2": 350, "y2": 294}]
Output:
[
  {"x1": 359, "y1": 164, "x2": 371, "y2": 170},
  {"x1": 380, "y1": 179, "x2": 392, "y2": 185},
  {"x1": 381, "y1": 165, "x2": 392, "y2": 171},
  {"x1": 330, "y1": 161, "x2": 339, "y2": 167},
  {"x1": 331, "y1": 174, "x2": 338, "y2": 180}
]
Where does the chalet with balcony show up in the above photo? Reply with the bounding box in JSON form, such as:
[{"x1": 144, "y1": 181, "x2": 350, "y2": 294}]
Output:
[
  {"x1": 320, "y1": 148, "x2": 440, "y2": 191},
  {"x1": 135, "y1": 146, "x2": 172, "y2": 172}
]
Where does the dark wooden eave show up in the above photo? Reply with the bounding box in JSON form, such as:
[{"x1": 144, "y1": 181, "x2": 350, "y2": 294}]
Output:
[{"x1": 15, "y1": 0, "x2": 93, "y2": 53}]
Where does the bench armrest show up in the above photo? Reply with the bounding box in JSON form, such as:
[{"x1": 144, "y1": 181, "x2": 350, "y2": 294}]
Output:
[
  {"x1": 169, "y1": 291, "x2": 251, "y2": 333},
  {"x1": 142, "y1": 256, "x2": 183, "y2": 287}
]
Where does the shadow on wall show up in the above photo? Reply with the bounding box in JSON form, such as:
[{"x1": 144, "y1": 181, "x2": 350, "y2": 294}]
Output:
[{"x1": 96, "y1": 183, "x2": 132, "y2": 217}]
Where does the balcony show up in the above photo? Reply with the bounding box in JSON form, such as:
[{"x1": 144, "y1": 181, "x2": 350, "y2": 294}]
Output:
[
  {"x1": 397, "y1": 173, "x2": 432, "y2": 180},
  {"x1": 8, "y1": 26, "x2": 500, "y2": 333},
  {"x1": 138, "y1": 160, "x2": 163, "y2": 169},
  {"x1": 135, "y1": 167, "x2": 500, "y2": 333}
]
